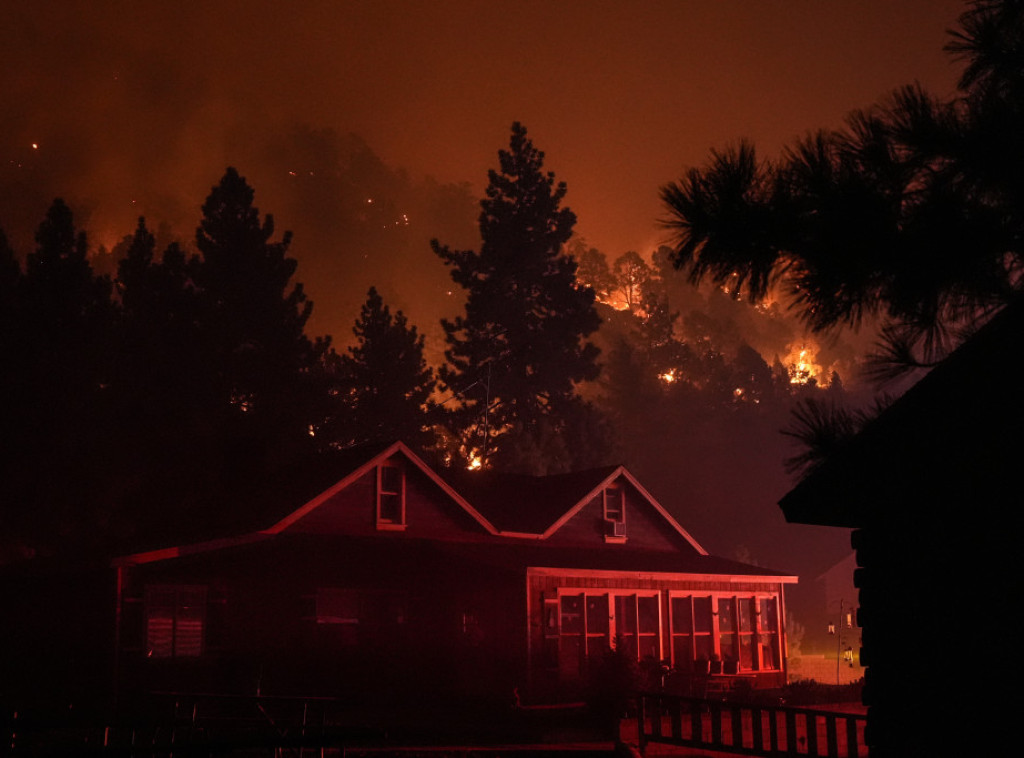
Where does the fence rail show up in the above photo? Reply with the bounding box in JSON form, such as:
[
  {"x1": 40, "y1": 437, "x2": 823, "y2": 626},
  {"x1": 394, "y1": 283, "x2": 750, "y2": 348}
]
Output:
[
  {"x1": 7, "y1": 692, "x2": 382, "y2": 756},
  {"x1": 637, "y1": 692, "x2": 867, "y2": 758}
]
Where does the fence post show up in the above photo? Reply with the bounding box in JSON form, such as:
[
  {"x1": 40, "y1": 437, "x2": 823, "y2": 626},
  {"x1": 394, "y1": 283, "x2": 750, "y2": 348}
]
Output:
[{"x1": 637, "y1": 695, "x2": 647, "y2": 754}]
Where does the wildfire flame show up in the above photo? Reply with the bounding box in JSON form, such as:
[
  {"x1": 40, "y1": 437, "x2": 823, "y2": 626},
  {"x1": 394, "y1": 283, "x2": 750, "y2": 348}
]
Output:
[{"x1": 783, "y1": 342, "x2": 828, "y2": 385}]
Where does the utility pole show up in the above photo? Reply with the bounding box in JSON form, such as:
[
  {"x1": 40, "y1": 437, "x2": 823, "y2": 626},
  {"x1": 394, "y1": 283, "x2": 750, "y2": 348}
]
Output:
[{"x1": 836, "y1": 598, "x2": 843, "y2": 685}]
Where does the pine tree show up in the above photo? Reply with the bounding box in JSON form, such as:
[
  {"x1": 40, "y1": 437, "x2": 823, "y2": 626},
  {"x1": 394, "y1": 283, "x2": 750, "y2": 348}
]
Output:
[
  {"x1": 6, "y1": 200, "x2": 115, "y2": 550},
  {"x1": 193, "y1": 168, "x2": 323, "y2": 452},
  {"x1": 432, "y1": 123, "x2": 601, "y2": 469},
  {"x1": 329, "y1": 287, "x2": 436, "y2": 450},
  {"x1": 612, "y1": 251, "x2": 651, "y2": 311}
]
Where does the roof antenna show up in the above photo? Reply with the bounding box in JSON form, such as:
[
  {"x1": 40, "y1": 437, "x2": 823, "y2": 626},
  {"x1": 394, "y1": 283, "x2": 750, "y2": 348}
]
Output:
[{"x1": 481, "y1": 362, "x2": 491, "y2": 467}]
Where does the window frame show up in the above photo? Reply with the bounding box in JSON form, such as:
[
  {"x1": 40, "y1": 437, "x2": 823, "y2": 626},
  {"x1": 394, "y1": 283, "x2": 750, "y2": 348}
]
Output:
[
  {"x1": 144, "y1": 584, "x2": 207, "y2": 660},
  {"x1": 603, "y1": 484, "x2": 625, "y2": 523},
  {"x1": 668, "y1": 590, "x2": 783, "y2": 673},
  {"x1": 376, "y1": 462, "x2": 406, "y2": 530},
  {"x1": 549, "y1": 589, "x2": 663, "y2": 678},
  {"x1": 603, "y1": 484, "x2": 627, "y2": 541}
]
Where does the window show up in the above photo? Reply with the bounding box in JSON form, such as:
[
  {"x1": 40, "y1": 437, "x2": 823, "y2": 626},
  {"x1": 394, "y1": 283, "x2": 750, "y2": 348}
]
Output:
[
  {"x1": 314, "y1": 588, "x2": 407, "y2": 647},
  {"x1": 668, "y1": 592, "x2": 782, "y2": 672},
  {"x1": 604, "y1": 484, "x2": 624, "y2": 523},
  {"x1": 670, "y1": 596, "x2": 695, "y2": 671},
  {"x1": 145, "y1": 585, "x2": 206, "y2": 659},
  {"x1": 376, "y1": 463, "x2": 405, "y2": 528},
  {"x1": 693, "y1": 596, "x2": 714, "y2": 661},
  {"x1": 758, "y1": 597, "x2": 781, "y2": 670},
  {"x1": 718, "y1": 597, "x2": 737, "y2": 662},
  {"x1": 603, "y1": 484, "x2": 626, "y2": 539},
  {"x1": 548, "y1": 591, "x2": 662, "y2": 681}
]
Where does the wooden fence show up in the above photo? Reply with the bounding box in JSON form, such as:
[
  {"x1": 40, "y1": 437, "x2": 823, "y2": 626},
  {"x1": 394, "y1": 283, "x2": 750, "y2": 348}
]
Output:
[
  {"x1": 7, "y1": 692, "x2": 381, "y2": 756},
  {"x1": 637, "y1": 692, "x2": 867, "y2": 757}
]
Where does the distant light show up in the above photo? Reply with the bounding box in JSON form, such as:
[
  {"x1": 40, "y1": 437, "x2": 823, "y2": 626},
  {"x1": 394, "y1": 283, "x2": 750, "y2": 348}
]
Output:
[{"x1": 31, "y1": 143, "x2": 38, "y2": 150}]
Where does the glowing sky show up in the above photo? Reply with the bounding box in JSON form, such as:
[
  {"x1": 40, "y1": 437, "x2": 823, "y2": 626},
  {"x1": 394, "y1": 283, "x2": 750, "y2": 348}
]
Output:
[
  {"x1": 0, "y1": 0, "x2": 974, "y2": 631},
  {"x1": 3, "y1": 0, "x2": 965, "y2": 257}
]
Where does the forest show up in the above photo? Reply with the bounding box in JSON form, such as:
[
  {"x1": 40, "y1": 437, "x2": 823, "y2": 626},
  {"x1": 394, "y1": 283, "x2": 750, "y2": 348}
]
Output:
[{"x1": 0, "y1": 124, "x2": 855, "y2": 570}]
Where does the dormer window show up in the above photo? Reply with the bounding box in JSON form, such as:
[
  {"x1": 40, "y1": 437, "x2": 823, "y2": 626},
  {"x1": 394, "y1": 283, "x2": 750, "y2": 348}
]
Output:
[
  {"x1": 377, "y1": 462, "x2": 406, "y2": 529},
  {"x1": 604, "y1": 484, "x2": 626, "y2": 540}
]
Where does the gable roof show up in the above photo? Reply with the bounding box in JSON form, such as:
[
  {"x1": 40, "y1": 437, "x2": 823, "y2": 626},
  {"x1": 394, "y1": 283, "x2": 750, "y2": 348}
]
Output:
[
  {"x1": 780, "y1": 302, "x2": 1024, "y2": 528},
  {"x1": 262, "y1": 440, "x2": 497, "y2": 535},
  {"x1": 115, "y1": 443, "x2": 720, "y2": 568},
  {"x1": 443, "y1": 465, "x2": 707, "y2": 552},
  {"x1": 115, "y1": 441, "x2": 497, "y2": 566}
]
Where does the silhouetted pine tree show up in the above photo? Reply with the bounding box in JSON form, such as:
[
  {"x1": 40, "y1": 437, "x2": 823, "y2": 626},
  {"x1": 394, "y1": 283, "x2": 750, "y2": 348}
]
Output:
[
  {"x1": 433, "y1": 123, "x2": 602, "y2": 471},
  {"x1": 2, "y1": 200, "x2": 115, "y2": 551},
  {"x1": 193, "y1": 168, "x2": 327, "y2": 469},
  {"x1": 326, "y1": 286, "x2": 436, "y2": 450},
  {"x1": 661, "y1": 0, "x2": 1024, "y2": 380}
]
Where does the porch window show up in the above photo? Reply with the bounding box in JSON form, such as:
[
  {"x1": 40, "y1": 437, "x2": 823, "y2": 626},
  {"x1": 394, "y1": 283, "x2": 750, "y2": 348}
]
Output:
[
  {"x1": 739, "y1": 597, "x2": 757, "y2": 669},
  {"x1": 552, "y1": 592, "x2": 662, "y2": 680},
  {"x1": 376, "y1": 462, "x2": 405, "y2": 528},
  {"x1": 669, "y1": 592, "x2": 782, "y2": 672},
  {"x1": 693, "y1": 595, "x2": 714, "y2": 661},
  {"x1": 613, "y1": 593, "x2": 660, "y2": 661},
  {"x1": 670, "y1": 596, "x2": 694, "y2": 671},
  {"x1": 759, "y1": 597, "x2": 781, "y2": 670},
  {"x1": 145, "y1": 585, "x2": 206, "y2": 659},
  {"x1": 718, "y1": 597, "x2": 738, "y2": 662}
]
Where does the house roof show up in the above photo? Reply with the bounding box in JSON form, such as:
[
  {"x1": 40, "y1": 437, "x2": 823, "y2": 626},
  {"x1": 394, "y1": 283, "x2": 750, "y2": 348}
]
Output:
[
  {"x1": 114, "y1": 441, "x2": 742, "y2": 572},
  {"x1": 261, "y1": 441, "x2": 497, "y2": 535},
  {"x1": 442, "y1": 465, "x2": 706, "y2": 552},
  {"x1": 437, "y1": 541, "x2": 795, "y2": 581},
  {"x1": 779, "y1": 302, "x2": 1024, "y2": 528}
]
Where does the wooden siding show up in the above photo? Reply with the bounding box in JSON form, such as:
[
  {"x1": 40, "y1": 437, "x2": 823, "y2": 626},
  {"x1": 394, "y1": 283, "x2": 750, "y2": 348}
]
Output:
[
  {"x1": 544, "y1": 486, "x2": 696, "y2": 552},
  {"x1": 282, "y1": 456, "x2": 490, "y2": 539},
  {"x1": 116, "y1": 536, "x2": 528, "y2": 698}
]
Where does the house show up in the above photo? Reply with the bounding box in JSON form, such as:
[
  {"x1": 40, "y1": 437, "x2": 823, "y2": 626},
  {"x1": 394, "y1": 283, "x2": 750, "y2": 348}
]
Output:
[
  {"x1": 786, "y1": 553, "x2": 863, "y2": 685},
  {"x1": 779, "y1": 304, "x2": 1024, "y2": 757},
  {"x1": 113, "y1": 441, "x2": 797, "y2": 705}
]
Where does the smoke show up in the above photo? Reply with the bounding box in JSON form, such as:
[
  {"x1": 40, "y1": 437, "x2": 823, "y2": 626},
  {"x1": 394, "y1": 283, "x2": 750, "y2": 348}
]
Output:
[{"x1": 0, "y1": 0, "x2": 962, "y2": 641}]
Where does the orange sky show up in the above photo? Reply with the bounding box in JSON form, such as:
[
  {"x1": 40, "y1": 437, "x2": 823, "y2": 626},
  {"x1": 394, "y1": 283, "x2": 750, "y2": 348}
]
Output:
[
  {"x1": 2, "y1": 0, "x2": 968, "y2": 339},
  {"x1": 0, "y1": 0, "x2": 976, "y2": 604}
]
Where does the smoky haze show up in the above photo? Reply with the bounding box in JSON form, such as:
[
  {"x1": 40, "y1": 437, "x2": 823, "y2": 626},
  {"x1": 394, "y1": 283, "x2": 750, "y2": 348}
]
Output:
[{"x1": 0, "y1": 0, "x2": 968, "y2": 642}]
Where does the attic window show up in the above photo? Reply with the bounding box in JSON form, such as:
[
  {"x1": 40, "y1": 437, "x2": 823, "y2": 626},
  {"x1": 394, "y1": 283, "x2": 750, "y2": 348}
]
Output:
[
  {"x1": 604, "y1": 485, "x2": 624, "y2": 522},
  {"x1": 376, "y1": 462, "x2": 406, "y2": 529},
  {"x1": 603, "y1": 484, "x2": 626, "y2": 540}
]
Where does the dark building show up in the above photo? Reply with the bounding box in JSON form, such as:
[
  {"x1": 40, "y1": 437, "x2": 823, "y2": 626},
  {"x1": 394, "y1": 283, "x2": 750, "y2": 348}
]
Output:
[{"x1": 780, "y1": 304, "x2": 1024, "y2": 757}]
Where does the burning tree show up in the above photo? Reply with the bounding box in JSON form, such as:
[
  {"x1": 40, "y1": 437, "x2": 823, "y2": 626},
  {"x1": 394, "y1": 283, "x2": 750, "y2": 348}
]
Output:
[{"x1": 432, "y1": 123, "x2": 603, "y2": 472}]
